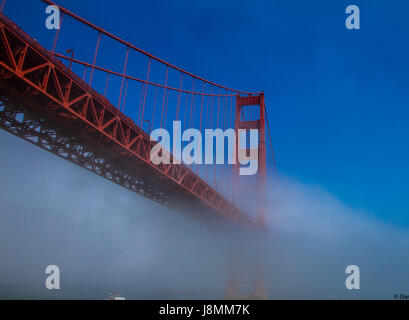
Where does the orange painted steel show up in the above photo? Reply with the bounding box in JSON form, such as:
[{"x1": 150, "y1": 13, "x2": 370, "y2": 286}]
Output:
[{"x1": 0, "y1": 12, "x2": 255, "y2": 227}]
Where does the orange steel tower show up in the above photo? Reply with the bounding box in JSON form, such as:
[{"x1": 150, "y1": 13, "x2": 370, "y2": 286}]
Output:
[
  {"x1": 226, "y1": 93, "x2": 267, "y2": 299},
  {"x1": 234, "y1": 93, "x2": 266, "y2": 226}
]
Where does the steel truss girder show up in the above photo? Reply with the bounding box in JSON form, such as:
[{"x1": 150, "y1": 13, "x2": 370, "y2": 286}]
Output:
[{"x1": 0, "y1": 12, "x2": 253, "y2": 227}]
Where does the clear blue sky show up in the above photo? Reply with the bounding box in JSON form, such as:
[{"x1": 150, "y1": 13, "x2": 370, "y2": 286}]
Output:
[{"x1": 4, "y1": 0, "x2": 409, "y2": 227}]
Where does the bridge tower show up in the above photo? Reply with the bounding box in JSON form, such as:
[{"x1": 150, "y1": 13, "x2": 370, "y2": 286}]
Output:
[
  {"x1": 226, "y1": 93, "x2": 267, "y2": 299},
  {"x1": 234, "y1": 93, "x2": 266, "y2": 226}
]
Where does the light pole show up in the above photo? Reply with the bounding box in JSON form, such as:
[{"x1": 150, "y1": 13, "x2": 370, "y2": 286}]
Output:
[{"x1": 66, "y1": 49, "x2": 74, "y2": 70}]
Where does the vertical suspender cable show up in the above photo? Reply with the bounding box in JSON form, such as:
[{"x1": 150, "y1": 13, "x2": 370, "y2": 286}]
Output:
[
  {"x1": 160, "y1": 66, "x2": 169, "y2": 128},
  {"x1": 50, "y1": 13, "x2": 64, "y2": 57},
  {"x1": 176, "y1": 73, "x2": 183, "y2": 120},
  {"x1": 139, "y1": 57, "x2": 152, "y2": 126},
  {"x1": 117, "y1": 47, "x2": 129, "y2": 109},
  {"x1": 89, "y1": 32, "x2": 101, "y2": 86}
]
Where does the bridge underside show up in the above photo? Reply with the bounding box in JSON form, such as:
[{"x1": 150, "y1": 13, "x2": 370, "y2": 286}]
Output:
[
  {"x1": 0, "y1": 12, "x2": 253, "y2": 227},
  {"x1": 0, "y1": 90, "x2": 222, "y2": 225}
]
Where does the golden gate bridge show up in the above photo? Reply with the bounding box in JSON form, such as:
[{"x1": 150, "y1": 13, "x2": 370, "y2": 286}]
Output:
[{"x1": 0, "y1": 0, "x2": 276, "y2": 298}]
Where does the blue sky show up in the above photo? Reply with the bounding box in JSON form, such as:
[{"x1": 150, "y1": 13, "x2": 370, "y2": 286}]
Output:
[{"x1": 3, "y1": 0, "x2": 409, "y2": 227}]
